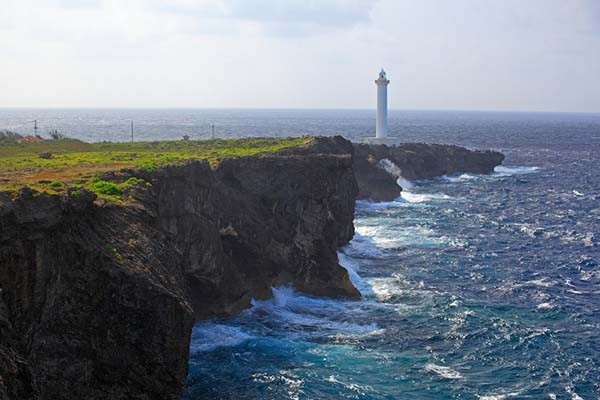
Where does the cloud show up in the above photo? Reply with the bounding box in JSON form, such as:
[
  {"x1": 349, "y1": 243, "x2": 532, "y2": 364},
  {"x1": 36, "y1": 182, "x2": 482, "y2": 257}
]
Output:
[
  {"x1": 158, "y1": 0, "x2": 377, "y2": 35},
  {"x1": 0, "y1": 0, "x2": 599, "y2": 111}
]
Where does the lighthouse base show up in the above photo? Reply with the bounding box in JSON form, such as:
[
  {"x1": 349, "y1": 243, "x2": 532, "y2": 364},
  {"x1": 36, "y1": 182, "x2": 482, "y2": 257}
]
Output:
[{"x1": 363, "y1": 137, "x2": 403, "y2": 146}]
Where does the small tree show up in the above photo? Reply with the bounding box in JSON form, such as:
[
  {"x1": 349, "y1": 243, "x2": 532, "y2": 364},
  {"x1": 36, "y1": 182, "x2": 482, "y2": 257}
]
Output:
[
  {"x1": 0, "y1": 130, "x2": 22, "y2": 141},
  {"x1": 49, "y1": 129, "x2": 67, "y2": 140}
]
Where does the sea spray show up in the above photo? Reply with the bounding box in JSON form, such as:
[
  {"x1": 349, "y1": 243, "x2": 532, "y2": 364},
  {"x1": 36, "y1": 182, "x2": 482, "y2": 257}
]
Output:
[
  {"x1": 377, "y1": 158, "x2": 457, "y2": 203},
  {"x1": 378, "y1": 158, "x2": 414, "y2": 189}
]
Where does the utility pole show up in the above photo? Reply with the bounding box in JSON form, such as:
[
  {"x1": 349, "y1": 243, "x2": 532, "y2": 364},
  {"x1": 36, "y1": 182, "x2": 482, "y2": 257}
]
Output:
[
  {"x1": 34, "y1": 120, "x2": 38, "y2": 137},
  {"x1": 131, "y1": 120, "x2": 134, "y2": 143},
  {"x1": 211, "y1": 123, "x2": 215, "y2": 140}
]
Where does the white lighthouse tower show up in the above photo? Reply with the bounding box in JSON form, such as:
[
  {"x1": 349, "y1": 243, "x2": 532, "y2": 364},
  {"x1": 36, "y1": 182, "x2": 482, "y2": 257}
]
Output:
[
  {"x1": 366, "y1": 69, "x2": 398, "y2": 145},
  {"x1": 375, "y1": 69, "x2": 389, "y2": 139}
]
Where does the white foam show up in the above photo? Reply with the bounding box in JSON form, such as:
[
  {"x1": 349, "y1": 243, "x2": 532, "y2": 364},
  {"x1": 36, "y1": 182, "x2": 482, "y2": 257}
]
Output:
[
  {"x1": 355, "y1": 224, "x2": 450, "y2": 249},
  {"x1": 526, "y1": 277, "x2": 556, "y2": 288},
  {"x1": 338, "y1": 251, "x2": 373, "y2": 297},
  {"x1": 478, "y1": 392, "x2": 522, "y2": 400},
  {"x1": 248, "y1": 287, "x2": 381, "y2": 338},
  {"x1": 355, "y1": 199, "x2": 406, "y2": 211},
  {"x1": 567, "y1": 289, "x2": 584, "y2": 295},
  {"x1": 424, "y1": 363, "x2": 463, "y2": 379},
  {"x1": 565, "y1": 385, "x2": 584, "y2": 400},
  {"x1": 401, "y1": 192, "x2": 453, "y2": 203},
  {"x1": 396, "y1": 176, "x2": 414, "y2": 190},
  {"x1": 572, "y1": 190, "x2": 584, "y2": 197},
  {"x1": 444, "y1": 173, "x2": 478, "y2": 182},
  {"x1": 324, "y1": 375, "x2": 375, "y2": 395},
  {"x1": 537, "y1": 302, "x2": 555, "y2": 310},
  {"x1": 493, "y1": 165, "x2": 540, "y2": 176},
  {"x1": 190, "y1": 323, "x2": 253, "y2": 353},
  {"x1": 518, "y1": 223, "x2": 542, "y2": 238},
  {"x1": 580, "y1": 269, "x2": 600, "y2": 281},
  {"x1": 366, "y1": 274, "x2": 419, "y2": 303}
]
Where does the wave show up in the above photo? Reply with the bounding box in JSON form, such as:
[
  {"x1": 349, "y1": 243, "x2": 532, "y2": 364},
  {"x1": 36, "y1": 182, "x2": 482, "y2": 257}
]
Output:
[
  {"x1": 324, "y1": 375, "x2": 375, "y2": 396},
  {"x1": 443, "y1": 173, "x2": 479, "y2": 183},
  {"x1": 493, "y1": 165, "x2": 540, "y2": 176},
  {"x1": 248, "y1": 287, "x2": 381, "y2": 338},
  {"x1": 354, "y1": 224, "x2": 451, "y2": 249},
  {"x1": 355, "y1": 199, "x2": 406, "y2": 211},
  {"x1": 356, "y1": 190, "x2": 454, "y2": 208},
  {"x1": 338, "y1": 251, "x2": 373, "y2": 297},
  {"x1": 565, "y1": 385, "x2": 584, "y2": 400},
  {"x1": 478, "y1": 392, "x2": 522, "y2": 400},
  {"x1": 536, "y1": 302, "x2": 555, "y2": 310},
  {"x1": 525, "y1": 277, "x2": 556, "y2": 288},
  {"x1": 190, "y1": 282, "x2": 383, "y2": 355},
  {"x1": 424, "y1": 363, "x2": 463, "y2": 379},
  {"x1": 189, "y1": 323, "x2": 253, "y2": 353},
  {"x1": 438, "y1": 166, "x2": 540, "y2": 184},
  {"x1": 401, "y1": 192, "x2": 453, "y2": 203}
]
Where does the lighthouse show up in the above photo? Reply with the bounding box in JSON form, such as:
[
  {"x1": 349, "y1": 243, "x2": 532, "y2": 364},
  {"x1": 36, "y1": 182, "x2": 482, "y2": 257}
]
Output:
[
  {"x1": 366, "y1": 69, "x2": 398, "y2": 145},
  {"x1": 375, "y1": 69, "x2": 389, "y2": 139}
]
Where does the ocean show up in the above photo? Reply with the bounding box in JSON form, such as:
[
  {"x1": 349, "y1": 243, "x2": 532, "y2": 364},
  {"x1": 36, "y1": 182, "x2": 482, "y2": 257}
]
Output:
[{"x1": 2, "y1": 109, "x2": 599, "y2": 399}]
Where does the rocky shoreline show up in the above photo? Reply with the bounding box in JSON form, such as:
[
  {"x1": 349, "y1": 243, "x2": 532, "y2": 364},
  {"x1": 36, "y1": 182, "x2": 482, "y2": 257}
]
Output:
[{"x1": 0, "y1": 137, "x2": 503, "y2": 400}]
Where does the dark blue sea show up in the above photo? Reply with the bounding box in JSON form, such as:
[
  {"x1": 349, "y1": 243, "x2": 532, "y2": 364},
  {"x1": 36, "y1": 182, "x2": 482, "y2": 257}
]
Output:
[{"x1": 2, "y1": 109, "x2": 600, "y2": 399}]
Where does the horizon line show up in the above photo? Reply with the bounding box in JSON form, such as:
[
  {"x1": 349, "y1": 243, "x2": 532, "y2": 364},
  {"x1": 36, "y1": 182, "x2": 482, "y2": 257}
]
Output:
[{"x1": 1, "y1": 106, "x2": 599, "y2": 116}]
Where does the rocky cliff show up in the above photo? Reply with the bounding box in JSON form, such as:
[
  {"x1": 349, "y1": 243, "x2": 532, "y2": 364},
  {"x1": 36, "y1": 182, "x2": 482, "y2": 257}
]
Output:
[
  {"x1": 353, "y1": 142, "x2": 505, "y2": 200},
  {"x1": 0, "y1": 136, "x2": 504, "y2": 400},
  {"x1": 0, "y1": 137, "x2": 358, "y2": 400}
]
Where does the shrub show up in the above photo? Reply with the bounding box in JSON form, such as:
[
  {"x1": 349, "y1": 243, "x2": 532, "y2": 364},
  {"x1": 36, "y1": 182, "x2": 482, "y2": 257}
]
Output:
[
  {"x1": 123, "y1": 177, "x2": 146, "y2": 186},
  {"x1": 49, "y1": 181, "x2": 63, "y2": 188},
  {"x1": 139, "y1": 163, "x2": 157, "y2": 172},
  {"x1": 91, "y1": 179, "x2": 123, "y2": 196}
]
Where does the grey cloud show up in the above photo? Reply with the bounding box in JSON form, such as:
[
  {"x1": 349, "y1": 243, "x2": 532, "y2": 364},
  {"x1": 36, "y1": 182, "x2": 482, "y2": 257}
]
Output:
[
  {"x1": 160, "y1": 0, "x2": 377, "y2": 34},
  {"x1": 226, "y1": 0, "x2": 376, "y2": 27}
]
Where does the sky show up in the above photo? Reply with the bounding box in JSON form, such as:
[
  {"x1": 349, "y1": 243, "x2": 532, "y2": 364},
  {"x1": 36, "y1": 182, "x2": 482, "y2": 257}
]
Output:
[{"x1": 1, "y1": 0, "x2": 599, "y2": 112}]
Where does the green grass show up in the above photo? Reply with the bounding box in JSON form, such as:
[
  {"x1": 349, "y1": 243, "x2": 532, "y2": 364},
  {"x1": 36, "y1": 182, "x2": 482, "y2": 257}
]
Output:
[{"x1": 0, "y1": 137, "x2": 311, "y2": 196}]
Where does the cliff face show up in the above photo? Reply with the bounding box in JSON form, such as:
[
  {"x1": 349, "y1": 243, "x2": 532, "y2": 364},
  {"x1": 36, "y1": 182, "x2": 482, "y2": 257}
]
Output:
[
  {"x1": 0, "y1": 137, "x2": 358, "y2": 400},
  {"x1": 0, "y1": 188, "x2": 195, "y2": 400},
  {"x1": 353, "y1": 143, "x2": 505, "y2": 200},
  {"x1": 149, "y1": 150, "x2": 359, "y2": 319}
]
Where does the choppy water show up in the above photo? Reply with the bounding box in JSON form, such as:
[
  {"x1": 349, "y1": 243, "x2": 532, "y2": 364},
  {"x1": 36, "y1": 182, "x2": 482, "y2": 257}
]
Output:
[{"x1": 2, "y1": 108, "x2": 599, "y2": 399}]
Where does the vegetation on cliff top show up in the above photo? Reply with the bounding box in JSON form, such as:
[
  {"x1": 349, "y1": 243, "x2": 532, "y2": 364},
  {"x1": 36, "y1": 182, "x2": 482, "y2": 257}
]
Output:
[{"x1": 0, "y1": 137, "x2": 310, "y2": 195}]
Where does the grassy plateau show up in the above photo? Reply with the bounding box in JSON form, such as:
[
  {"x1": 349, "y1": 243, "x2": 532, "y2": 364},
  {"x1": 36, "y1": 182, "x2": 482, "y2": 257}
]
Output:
[{"x1": 0, "y1": 137, "x2": 310, "y2": 198}]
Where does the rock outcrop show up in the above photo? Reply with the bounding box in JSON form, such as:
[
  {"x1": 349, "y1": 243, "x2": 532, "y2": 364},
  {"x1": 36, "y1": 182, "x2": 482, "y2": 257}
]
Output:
[
  {"x1": 0, "y1": 137, "x2": 358, "y2": 400},
  {"x1": 353, "y1": 143, "x2": 505, "y2": 200}
]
